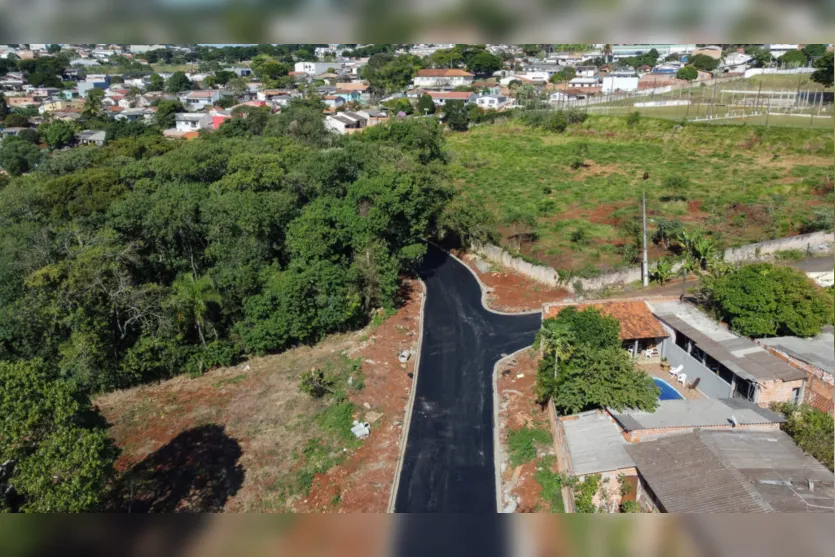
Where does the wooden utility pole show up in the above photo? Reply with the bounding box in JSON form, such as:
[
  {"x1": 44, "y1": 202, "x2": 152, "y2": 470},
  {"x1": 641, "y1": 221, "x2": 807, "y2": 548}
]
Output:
[{"x1": 642, "y1": 190, "x2": 649, "y2": 287}]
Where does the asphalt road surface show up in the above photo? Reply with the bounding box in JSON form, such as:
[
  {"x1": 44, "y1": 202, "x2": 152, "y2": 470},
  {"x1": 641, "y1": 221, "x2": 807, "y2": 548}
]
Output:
[{"x1": 394, "y1": 245, "x2": 541, "y2": 514}]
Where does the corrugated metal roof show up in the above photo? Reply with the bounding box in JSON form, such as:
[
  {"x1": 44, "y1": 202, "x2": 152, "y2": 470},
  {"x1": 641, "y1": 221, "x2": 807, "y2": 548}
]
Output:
[
  {"x1": 628, "y1": 430, "x2": 834, "y2": 513},
  {"x1": 562, "y1": 411, "x2": 634, "y2": 475},
  {"x1": 610, "y1": 398, "x2": 784, "y2": 432},
  {"x1": 626, "y1": 432, "x2": 774, "y2": 513},
  {"x1": 759, "y1": 330, "x2": 835, "y2": 375}
]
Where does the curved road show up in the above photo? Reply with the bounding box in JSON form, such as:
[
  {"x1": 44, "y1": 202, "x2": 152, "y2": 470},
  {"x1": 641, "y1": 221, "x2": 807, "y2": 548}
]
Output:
[{"x1": 394, "y1": 245, "x2": 541, "y2": 514}]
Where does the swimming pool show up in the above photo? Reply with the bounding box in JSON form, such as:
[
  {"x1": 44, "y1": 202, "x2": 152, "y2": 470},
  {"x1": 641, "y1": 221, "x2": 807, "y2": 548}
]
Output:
[{"x1": 653, "y1": 377, "x2": 684, "y2": 400}]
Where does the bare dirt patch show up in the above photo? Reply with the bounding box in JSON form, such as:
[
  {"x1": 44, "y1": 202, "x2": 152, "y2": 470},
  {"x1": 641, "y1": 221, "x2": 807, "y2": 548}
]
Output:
[
  {"x1": 96, "y1": 279, "x2": 425, "y2": 513},
  {"x1": 497, "y1": 348, "x2": 558, "y2": 512},
  {"x1": 453, "y1": 250, "x2": 569, "y2": 311}
]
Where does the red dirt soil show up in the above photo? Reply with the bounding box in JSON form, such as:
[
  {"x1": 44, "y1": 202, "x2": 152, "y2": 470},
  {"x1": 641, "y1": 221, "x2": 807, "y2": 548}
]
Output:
[
  {"x1": 453, "y1": 250, "x2": 569, "y2": 312},
  {"x1": 497, "y1": 348, "x2": 556, "y2": 512},
  {"x1": 295, "y1": 279, "x2": 424, "y2": 512}
]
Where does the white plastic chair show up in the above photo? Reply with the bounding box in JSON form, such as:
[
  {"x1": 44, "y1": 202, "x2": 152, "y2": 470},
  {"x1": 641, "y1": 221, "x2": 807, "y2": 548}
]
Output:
[
  {"x1": 677, "y1": 373, "x2": 687, "y2": 385},
  {"x1": 669, "y1": 365, "x2": 683, "y2": 377}
]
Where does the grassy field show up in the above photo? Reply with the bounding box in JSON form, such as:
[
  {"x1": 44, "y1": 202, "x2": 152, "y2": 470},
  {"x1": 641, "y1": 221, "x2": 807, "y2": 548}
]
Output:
[
  {"x1": 448, "y1": 116, "x2": 834, "y2": 274},
  {"x1": 587, "y1": 105, "x2": 834, "y2": 129}
]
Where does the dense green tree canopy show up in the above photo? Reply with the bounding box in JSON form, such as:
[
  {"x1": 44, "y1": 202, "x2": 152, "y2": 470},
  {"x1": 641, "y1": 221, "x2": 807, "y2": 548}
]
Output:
[
  {"x1": 688, "y1": 54, "x2": 719, "y2": 71},
  {"x1": 536, "y1": 307, "x2": 658, "y2": 414},
  {"x1": 40, "y1": 120, "x2": 76, "y2": 150},
  {"x1": 779, "y1": 49, "x2": 807, "y2": 67},
  {"x1": 704, "y1": 263, "x2": 834, "y2": 337},
  {"x1": 417, "y1": 94, "x2": 435, "y2": 115},
  {"x1": 166, "y1": 71, "x2": 192, "y2": 93},
  {"x1": 811, "y1": 52, "x2": 834, "y2": 87},
  {"x1": 443, "y1": 100, "x2": 469, "y2": 131},
  {"x1": 0, "y1": 136, "x2": 42, "y2": 175},
  {"x1": 676, "y1": 66, "x2": 698, "y2": 81}
]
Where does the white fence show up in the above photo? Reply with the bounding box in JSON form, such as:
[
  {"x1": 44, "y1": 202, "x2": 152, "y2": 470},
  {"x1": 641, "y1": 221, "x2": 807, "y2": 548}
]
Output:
[
  {"x1": 744, "y1": 67, "x2": 814, "y2": 78},
  {"x1": 634, "y1": 100, "x2": 690, "y2": 108}
]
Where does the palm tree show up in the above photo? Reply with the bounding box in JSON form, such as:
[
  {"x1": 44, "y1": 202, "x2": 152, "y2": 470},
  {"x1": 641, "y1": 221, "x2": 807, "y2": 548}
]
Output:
[
  {"x1": 172, "y1": 273, "x2": 222, "y2": 346},
  {"x1": 539, "y1": 321, "x2": 576, "y2": 378}
]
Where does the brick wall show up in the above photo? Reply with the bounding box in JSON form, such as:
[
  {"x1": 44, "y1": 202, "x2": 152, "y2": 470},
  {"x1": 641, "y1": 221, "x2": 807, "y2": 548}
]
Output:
[
  {"x1": 757, "y1": 378, "x2": 805, "y2": 407},
  {"x1": 805, "y1": 375, "x2": 835, "y2": 415}
]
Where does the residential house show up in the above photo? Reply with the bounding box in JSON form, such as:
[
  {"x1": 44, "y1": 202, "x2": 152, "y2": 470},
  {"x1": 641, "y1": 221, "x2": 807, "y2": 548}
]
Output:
[
  {"x1": 75, "y1": 130, "x2": 106, "y2": 146},
  {"x1": 115, "y1": 108, "x2": 155, "y2": 124},
  {"x1": 39, "y1": 99, "x2": 72, "y2": 114},
  {"x1": 413, "y1": 69, "x2": 475, "y2": 89},
  {"x1": 181, "y1": 90, "x2": 222, "y2": 111},
  {"x1": 721, "y1": 52, "x2": 753, "y2": 73},
  {"x1": 475, "y1": 95, "x2": 510, "y2": 110},
  {"x1": 7, "y1": 96, "x2": 39, "y2": 108},
  {"x1": 626, "y1": 430, "x2": 834, "y2": 512},
  {"x1": 31, "y1": 87, "x2": 60, "y2": 98},
  {"x1": 602, "y1": 70, "x2": 639, "y2": 93},
  {"x1": 256, "y1": 89, "x2": 294, "y2": 102},
  {"x1": 324, "y1": 111, "x2": 367, "y2": 134},
  {"x1": 559, "y1": 410, "x2": 640, "y2": 512},
  {"x1": 758, "y1": 326, "x2": 835, "y2": 415},
  {"x1": 574, "y1": 65, "x2": 597, "y2": 78},
  {"x1": 0, "y1": 127, "x2": 27, "y2": 141},
  {"x1": 78, "y1": 74, "x2": 111, "y2": 97},
  {"x1": 648, "y1": 301, "x2": 808, "y2": 405},
  {"x1": 543, "y1": 301, "x2": 669, "y2": 362},
  {"x1": 426, "y1": 91, "x2": 477, "y2": 106},
  {"x1": 322, "y1": 95, "x2": 346, "y2": 110},
  {"x1": 610, "y1": 398, "x2": 785, "y2": 443},
  {"x1": 70, "y1": 58, "x2": 102, "y2": 68},
  {"x1": 549, "y1": 90, "x2": 580, "y2": 103},
  {"x1": 210, "y1": 110, "x2": 232, "y2": 130},
  {"x1": 767, "y1": 44, "x2": 800, "y2": 58},
  {"x1": 567, "y1": 76, "x2": 599, "y2": 88},
  {"x1": 0, "y1": 73, "x2": 26, "y2": 91},
  {"x1": 52, "y1": 111, "x2": 83, "y2": 123},
  {"x1": 174, "y1": 112, "x2": 213, "y2": 133},
  {"x1": 229, "y1": 67, "x2": 253, "y2": 77},
  {"x1": 294, "y1": 61, "x2": 340, "y2": 76},
  {"x1": 355, "y1": 109, "x2": 388, "y2": 127}
]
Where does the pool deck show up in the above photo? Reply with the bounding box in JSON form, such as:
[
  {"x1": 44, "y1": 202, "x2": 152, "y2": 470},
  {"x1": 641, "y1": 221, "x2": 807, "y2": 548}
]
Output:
[{"x1": 643, "y1": 364, "x2": 705, "y2": 401}]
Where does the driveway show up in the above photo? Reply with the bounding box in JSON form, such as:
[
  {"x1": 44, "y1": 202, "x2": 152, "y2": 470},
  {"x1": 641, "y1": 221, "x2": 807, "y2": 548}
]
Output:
[{"x1": 393, "y1": 245, "x2": 541, "y2": 513}]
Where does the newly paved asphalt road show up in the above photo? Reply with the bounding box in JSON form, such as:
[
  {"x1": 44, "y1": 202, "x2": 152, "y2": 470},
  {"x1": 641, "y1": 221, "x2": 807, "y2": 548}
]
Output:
[{"x1": 394, "y1": 245, "x2": 541, "y2": 514}]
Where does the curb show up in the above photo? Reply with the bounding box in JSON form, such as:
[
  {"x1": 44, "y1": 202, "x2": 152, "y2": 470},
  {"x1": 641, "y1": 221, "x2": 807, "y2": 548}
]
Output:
[
  {"x1": 440, "y1": 244, "x2": 541, "y2": 317},
  {"x1": 387, "y1": 277, "x2": 427, "y2": 513},
  {"x1": 493, "y1": 345, "x2": 535, "y2": 513}
]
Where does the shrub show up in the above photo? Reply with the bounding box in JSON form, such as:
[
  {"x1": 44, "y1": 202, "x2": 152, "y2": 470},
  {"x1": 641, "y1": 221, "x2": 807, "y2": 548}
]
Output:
[
  {"x1": 773, "y1": 249, "x2": 805, "y2": 261},
  {"x1": 705, "y1": 263, "x2": 834, "y2": 338},
  {"x1": 299, "y1": 368, "x2": 334, "y2": 398},
  {"x1": 185, "y1": 340, "x2": 241, "y2": 376},
  {"x1": 801, "y1": 207, "x2": 834, "y2": 233},
  {"x1": 620, "y1": 500, "x2": 641, "y2": 513},
  {"x1": 626, "y1": 111, "x2": 641, "y2": 127},
  {"x1": 771, "y1": 403, "x2": 834, "y2": 471},
  {"x1": 662, "y1": 175, "x2": 689, "y2": 191},
  {"x1": 570, "y1": 227, "x2": 587, "y2": 244},
  {"x1": 507, "y1": 427, "x2": 551, "y2": 466},
  {"x1": 573, "y1": 474, "x2": 601, "y2": 513}
]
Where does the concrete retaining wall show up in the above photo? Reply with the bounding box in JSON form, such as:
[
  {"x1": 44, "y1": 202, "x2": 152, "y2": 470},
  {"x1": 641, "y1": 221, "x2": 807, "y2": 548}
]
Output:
[
  {"x1": 723, "y1": 230, "x2": 834, "y2": 262},
  {"x1": 473, "y1": 230, "x2": 833, "y2": 294}
]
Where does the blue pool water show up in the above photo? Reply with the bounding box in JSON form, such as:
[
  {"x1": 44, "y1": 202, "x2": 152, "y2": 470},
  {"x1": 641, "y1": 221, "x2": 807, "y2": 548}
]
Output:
[{"x1": 654, "y1": 378, "x2": 684, "y2": 400}]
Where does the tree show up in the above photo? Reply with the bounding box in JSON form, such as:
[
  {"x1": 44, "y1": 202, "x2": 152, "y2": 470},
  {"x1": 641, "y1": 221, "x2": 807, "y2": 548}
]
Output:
[
  {"x1": 537, "y1": 319, "x2": 575, "y2": 380},
  {"x1": 549, "y1": 67, "x2": 576, "y2": 83},
  {"x1": 688, "y1": 54, "x2": 719, "y2": 71},
  {"x1": 466, "y1": 51, "x2": 502, "y2": 76},
  {"x1": 383, "y1": 97, "x2": 414, "y2": 115},
  {"x1": 170, "y1": 273, "x2": 222, "y2": 347},
  {"x1": 0, "y1": 359, "x2": 118, "y2": 512},
  {"x1": 81, "y1": 88, "x2": 105, "y2": 120},
  {"x1": 802, "y1": 44, "x2": 827, "y2": 60},
  {"x1": 676, "y1": 66, "x2": 698, "y2": 81},
  {"x1": 771, "y1": 402, "x2": 834, "y2": 471},
  {"x1": 521, "y1": 44, "x2": 542, "y2": 57},
  {"x1": 363, "y1": 54, "x2": 421, "y2": 95},
  {"x1": 17, "y1": 128, "x2": 39, "y2": 144},
  {"x1": 166, "y1": 71, "x2": 192, "y2": 93},
  {"x1": 705, "y1": 263, "x2": 834, "y2": 338},
  {"x1": 443, "y1": 100, "x2": 469, "y2": 131},
  {"x1": 0, "y1": 136, "x2": 42, "y2": 175},
  {"x1": 626, "y1": 111, "x2": 641, "y2": 127},
  {"x1": 811, "y1": 52, "x2": 834, "y2": 88},
  {"x1": 417, "y1": 94, "x2": 436, "y2": 115},
  {"x1": 4, "y1": 113, "x2": 30, "y2": 128},
  {"x1": 155, "y1": 99, "x2": 185, "y2": 129},
  {"x1": 0, "y1": 93, "x2": 9, "y2": 119},
  {"x1": 47, "y1": 44, "x2": 62, "y2": 54},
  {"x1": 225, "y1": 77, "x2": 248, "y2": 98},
  {"x1": 745, "y1": 46, "x2": 773, "y2": 68},
  {"x1": 546, "y1": 344, "x2": 659, "y2": 414},
  {"x1": 780, "y1": 49, "x2": 807, "y2": 67},
  {"x1": 40, "y1": 120, "x2": 76, "y2": 150},
  {"x1": 148, "y1": 73, "x2": 165, "y2": 92}
]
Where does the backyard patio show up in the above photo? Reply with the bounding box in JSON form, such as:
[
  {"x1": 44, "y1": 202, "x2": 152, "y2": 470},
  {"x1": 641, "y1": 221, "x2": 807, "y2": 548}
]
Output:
[{"x1": 643, "y1": 363, "x2": 705, "y2": 401}]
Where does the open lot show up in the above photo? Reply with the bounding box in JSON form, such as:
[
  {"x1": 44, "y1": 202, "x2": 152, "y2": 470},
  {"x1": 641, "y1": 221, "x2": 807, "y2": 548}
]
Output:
[
  {"x1": 448, "y1": 116, "x2": 834, "y2": 273},
  {"x1": 96, "y1": 279, "x2": 424, "y2": 513}
]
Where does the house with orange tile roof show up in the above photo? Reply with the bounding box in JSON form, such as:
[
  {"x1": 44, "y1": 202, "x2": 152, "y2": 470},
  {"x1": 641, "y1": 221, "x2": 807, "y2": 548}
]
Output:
[
  {"x1": 543, "y1": 300, "x2": 668, "y2": 361},
  {"x1": 413, "y1": 68, "x2": 474, "y2": 89}
]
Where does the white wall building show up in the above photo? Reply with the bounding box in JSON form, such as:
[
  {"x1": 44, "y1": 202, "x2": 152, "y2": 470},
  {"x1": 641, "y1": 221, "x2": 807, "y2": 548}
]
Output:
[
  {"x1": 413, "y1": 69, "x2": 474, "y2": 89},
  {"x1": 475, "y1": 95, "x2": 510, "y2": 109},
  {"x1": 174, "y1": 113, "x2": 213, "y2": 133},
  {"x1": 602, "y1": 75, "x2": 639, "y2": 93},
  {"x1": 294, "y1": 61, "x2": 340, "y2": 76}
]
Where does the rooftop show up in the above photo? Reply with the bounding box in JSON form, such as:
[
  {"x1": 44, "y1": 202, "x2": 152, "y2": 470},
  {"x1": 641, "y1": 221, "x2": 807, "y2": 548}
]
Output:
[
  {"x1": 185, "y1": 91, "x2": 217, "y2": 99},
  {"x1": 626, "y1": 430, "x2": 834, "y2": 513},
  {"x1": 175, "y1": 113, "x2": 209, "y2": 121},
  {"x1": 544, "y1": 301, "x2": 668, "y2": 341},
  {"x1": 758, "y1": 326, "x2": 834, "y2": 375},
  {"x1": 649, "y1": 301, "x2": 807, "y2": 383},
  {"x1": 416, "y1": 69, "x2": 474, "y2": 78},
  {"x1": 561, "y1": 411, "x2": 634, "y2": 476},
  {"x1": 610, "y1": 398, "x2": 784, "y2": 432}
]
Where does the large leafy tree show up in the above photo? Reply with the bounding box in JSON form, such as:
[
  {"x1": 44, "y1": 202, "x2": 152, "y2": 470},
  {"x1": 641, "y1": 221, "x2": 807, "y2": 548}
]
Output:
[
  {"x1": 155, "y1": 99, "x2": 185, "y2": 129},
  {"x1": 466, "y1": 51, "x2": 502, "y2": 76},
  {"x1": 676, "y1": 66, "x2": 698, "y2": 81},
  {"x1": 705, "y1": 263, "x2": 834, "y2": 338},
  {"x1": 417, "y1": 93, "x2": 435, "y2": 115},
  {"x1": 39, "y1": 120, "x2": 76, "y2": 150},
  {"x1": 166, "y1": 71, "x2": 192, "y2": 93},
  {"x1": 0, "y1": 359, "x2": 118, "y2": 512},
  {"x1": 811, "y1": 51, "x2": 834, "y2": 88},
  {"x1": 0, "y1": 136, "x2": 42, "y2": 176},
  {"x1": 443, "y1": 100, "x2": 469, "y2": 131},
  {"x1": 688, "y1": 53, "x2": 719, "y2": 71}
]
